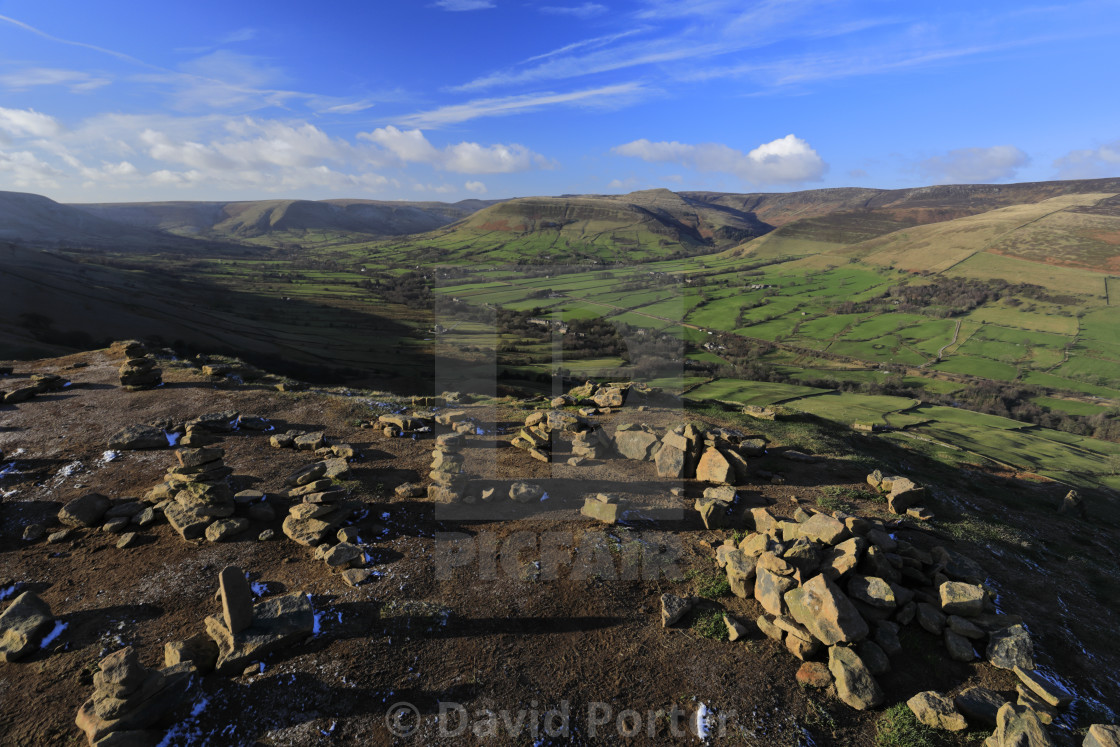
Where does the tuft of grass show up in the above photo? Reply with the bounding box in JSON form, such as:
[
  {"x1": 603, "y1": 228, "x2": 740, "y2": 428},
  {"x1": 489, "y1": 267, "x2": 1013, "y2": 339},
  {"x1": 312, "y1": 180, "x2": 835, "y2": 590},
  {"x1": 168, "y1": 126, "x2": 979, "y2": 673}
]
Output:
[
  {"x1": 730, "y1": 529, "x2": 747, "y2": 545},
  {"x1": 691, "y1": 609, "x2": 729, "y2": 641},
  {"x1": 684, "y1": 569, "x2": 731, "y2": 599},
  {"x1": 875, "y1": 703, "x2": 948, "y2": 747}
]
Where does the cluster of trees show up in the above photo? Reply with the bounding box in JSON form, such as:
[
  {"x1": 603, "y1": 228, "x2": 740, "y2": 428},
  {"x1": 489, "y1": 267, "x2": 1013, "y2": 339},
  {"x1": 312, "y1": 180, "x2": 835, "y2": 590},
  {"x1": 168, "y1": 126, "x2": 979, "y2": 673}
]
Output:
[
  {"x1": 829, "y1": 277, "x2": 1078, "y2": 318},
  {"x1": 794, "y1": 373, "x2": 1120, "y2": 443}
]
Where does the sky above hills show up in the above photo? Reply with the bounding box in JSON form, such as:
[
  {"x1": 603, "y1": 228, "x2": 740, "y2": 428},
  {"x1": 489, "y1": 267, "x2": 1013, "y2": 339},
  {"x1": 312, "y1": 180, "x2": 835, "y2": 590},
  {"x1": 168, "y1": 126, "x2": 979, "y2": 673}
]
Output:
[{"x1": 1, "y1": 0, "x2": 1118, "y2": 203}]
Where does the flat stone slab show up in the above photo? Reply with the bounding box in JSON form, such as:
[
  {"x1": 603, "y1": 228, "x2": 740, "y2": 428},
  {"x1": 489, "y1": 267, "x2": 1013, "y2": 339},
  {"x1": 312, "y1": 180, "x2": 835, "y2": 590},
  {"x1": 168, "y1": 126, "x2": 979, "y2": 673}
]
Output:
[{"x1": 204, "y1": 593, "x2": 314, "y2": 675}]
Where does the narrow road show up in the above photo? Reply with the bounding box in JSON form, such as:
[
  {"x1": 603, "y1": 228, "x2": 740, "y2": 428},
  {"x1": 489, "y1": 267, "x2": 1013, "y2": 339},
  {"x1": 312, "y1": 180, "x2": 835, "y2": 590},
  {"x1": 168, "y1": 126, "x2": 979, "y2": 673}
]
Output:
[{"x1": 925, "y1": 319, "x2": 963, "y2": 367}]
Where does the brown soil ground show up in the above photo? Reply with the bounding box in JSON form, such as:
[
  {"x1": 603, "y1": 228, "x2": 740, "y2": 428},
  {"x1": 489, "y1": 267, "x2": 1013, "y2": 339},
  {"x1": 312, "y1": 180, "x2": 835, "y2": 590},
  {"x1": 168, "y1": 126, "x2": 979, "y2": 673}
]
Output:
[{"x1": 1, "y1": 350, "x2": 1117, "y2": 746}]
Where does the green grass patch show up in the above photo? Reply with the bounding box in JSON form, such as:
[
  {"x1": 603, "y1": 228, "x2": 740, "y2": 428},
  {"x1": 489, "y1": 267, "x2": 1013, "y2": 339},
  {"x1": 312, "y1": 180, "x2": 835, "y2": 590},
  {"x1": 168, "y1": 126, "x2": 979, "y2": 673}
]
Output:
[
  {"x1": 874, "y1": 703, "x2": 951, "y2": 747},
  {"x1": 690, "y1": 609, "x2": 729, "y2": 641}
]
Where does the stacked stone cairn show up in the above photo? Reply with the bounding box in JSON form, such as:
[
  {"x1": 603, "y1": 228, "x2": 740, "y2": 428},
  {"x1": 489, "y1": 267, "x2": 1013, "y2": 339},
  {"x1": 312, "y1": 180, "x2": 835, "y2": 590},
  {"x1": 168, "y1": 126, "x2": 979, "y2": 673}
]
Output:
[
  {"x1": 280, "y1": 458, "x2": 359, "y2": 547},
  {"x1": 691, "y1": 494, "x2": 1090, "y2": 745},
  {"x1": 74, "y1": 646, "x2": 192, "y2": 745},
  {"x1": 428, "y1": 431, "x2": 468, "y2": 503},
  {"x1": 115, "y1": 341, "x2": 163, "y2": 391},
  {"x1": 155, "y1": 447, "x2": 245, "y2": 542},
  {"x1": 512, "y1": 411, "x2": 552, "y2": 463}
]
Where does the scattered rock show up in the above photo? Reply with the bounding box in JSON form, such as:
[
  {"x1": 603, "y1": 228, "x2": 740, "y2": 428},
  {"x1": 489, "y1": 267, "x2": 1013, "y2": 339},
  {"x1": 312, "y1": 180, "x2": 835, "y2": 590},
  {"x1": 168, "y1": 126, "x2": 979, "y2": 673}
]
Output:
[
  {"x1": 206, "y1": 518, "x2": 249, "y2": 542},
  {"x1": 907, "y1": 691, "x2": 967, "y2": 731},
  {"x1": 219, "y1": 566, "x2": 254, "y2": 634},
  {"x1": 988, "y1": 624, "x2": 1034, "y2": 670},
  {"x1": 116, "y1": 532, "x2": 140, "y2": 549},
  {"x1": 0, "y1": 591, "x2": 55, "y2": 661},
  {"x1": 1085, "y1": 725, "x2": 1120, "y2": 747},
  {"x1": 723, "y1": 614, "x2": 749, "y2": 641},
  {"x1": 1014, "y1": 666, "x2": 1073, "y2": 708},
  {"x1": 509, "y1": 482, "x2": 544, "y2": 503},
  {"x1": 987, "y1": 702, "x2": 1054, "y2": 747},
  {"x1": 953, "y1": 686, "x2": 1008, "y2": 727},
  {"x1": 59, "y1": 493, "x2": 112, "y2": 528},
  {"x1": 784, "y1": 573, "x2": 869, "y2": 646},
  {"x1": 796, "y1": 661, "x2": 832, "y2": 689},
  {"x1": 660, "y1": 594, "x2": 692, "y2": 627},
  {"x1": 108, "y1": 425, "x2": 167, "y2": 450},
  {"x1": 828, "y1": 645, "x2": 883, "y2": 710},
  {"x1": 163, "y1": 633, "x2": 219, "y2": 675},
  {"x1": 939, "y1": 581, "x2": 986, "y2": 616}
]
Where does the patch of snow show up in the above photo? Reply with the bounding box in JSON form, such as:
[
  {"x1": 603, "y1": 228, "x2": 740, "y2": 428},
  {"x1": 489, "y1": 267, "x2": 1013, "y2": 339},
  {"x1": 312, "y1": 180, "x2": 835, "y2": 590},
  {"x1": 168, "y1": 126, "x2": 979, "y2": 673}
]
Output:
[
  {"x1": 56, "y1": 461, "x2": 83, "y2": 479},
  {"x1": 540, "y1": 492, "x2": 550, "y2": 502},
  {"x1": 97, "y1": 450, "x2": 120, "y2": 466},
  {"x1": 259, "y1": 662, "x2": 265, "y2": 674},
  {"x1": 39, "y1": 620, "x2": 67, "y2": 648},
  {"x1": 0, "y1": 584, "x2": 18, "y2": 600},
  {"x1": 249, "y1": 581, "x2": 268, "y2": 597},
  {"x1": 309, "y1": 594, "x2": 322, "y2": 635},
  {"x1": 165, "y1": 431, "x2": 180, "y2": 446},
  {"x1": 1, "y1": 489, "x2": 15, "y2": 498},
  {"x1": 694, "y1": 702, "x2": 712, "y2": 741},
  {"x1": 0, "y1": 463, "x2": 20, "y2": 478},
  {"x1": 381, "y1": 512, "x2": 390, "y2": 520}
]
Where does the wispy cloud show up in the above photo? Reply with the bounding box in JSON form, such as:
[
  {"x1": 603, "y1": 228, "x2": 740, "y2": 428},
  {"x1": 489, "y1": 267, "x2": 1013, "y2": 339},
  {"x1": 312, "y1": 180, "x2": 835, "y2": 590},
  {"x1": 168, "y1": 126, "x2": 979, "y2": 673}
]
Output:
[
  {"x1": 539, "y1": 3, "x2": 608, "y2": 19},
  {"x1": 433, "y1": 0, "x2": 495, "y2": 10},
  {"x1": 1053, "y1": 140, "x2": 1120, "y2": 180},
  {"x1": 0, "y1": 13, "x2": 161, "y2": 70},
  {"x1": 399, "y1": 82, "x2": 650, "y2": 127},
  {"x1": 452, "y1": 0, "x2": 837, "y2": 91},
  {"x1": 0, "y1": 67, "x2": 111, "y2": 92},
  {"x1": 920, "y1": 145, "x2": 1030, "y2": 183},
  {"x1": 218, "y1": 28, "x2": 258, "y2": 44}
]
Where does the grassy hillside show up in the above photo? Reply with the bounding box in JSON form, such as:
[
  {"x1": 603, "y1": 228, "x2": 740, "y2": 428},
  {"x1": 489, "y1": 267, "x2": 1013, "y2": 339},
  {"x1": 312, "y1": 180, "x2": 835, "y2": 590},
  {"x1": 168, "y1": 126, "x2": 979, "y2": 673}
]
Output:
[
  {"x1": 375, "y1": 188, "x2": 771, "y2": 264},
  {"x1": 73, "y1": 196, "x2": 497, "y2": 245}
]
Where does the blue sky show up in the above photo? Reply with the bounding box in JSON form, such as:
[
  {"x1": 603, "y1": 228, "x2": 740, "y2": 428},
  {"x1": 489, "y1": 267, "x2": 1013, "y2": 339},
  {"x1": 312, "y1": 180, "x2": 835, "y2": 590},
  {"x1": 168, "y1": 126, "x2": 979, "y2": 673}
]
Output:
[{"x1": 0, "y1": 0, "x2": 1118, "y2": 203}]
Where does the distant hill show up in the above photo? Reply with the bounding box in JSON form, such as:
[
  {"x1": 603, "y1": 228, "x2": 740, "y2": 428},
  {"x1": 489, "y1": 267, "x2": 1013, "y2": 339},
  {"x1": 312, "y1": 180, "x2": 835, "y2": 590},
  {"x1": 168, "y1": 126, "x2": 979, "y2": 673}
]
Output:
[
  {"x1": 0, "y1": 190, "x2": 178, "y2": 248},
  {"x1": 723, "y1": 179, "x2": 1120, "y2": 290},
  {"x1": 384, "y1": 188, "x2": 771, "y2": 263},
  {"x1": 73, "y1": 197, "x2": 499, "y2": 243}
]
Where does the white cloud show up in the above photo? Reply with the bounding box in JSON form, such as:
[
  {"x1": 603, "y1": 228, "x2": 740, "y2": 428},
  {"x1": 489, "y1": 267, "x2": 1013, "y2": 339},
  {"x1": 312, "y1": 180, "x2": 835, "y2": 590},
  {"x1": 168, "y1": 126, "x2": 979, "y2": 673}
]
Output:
[
  {"x1": 540, "y1": 3, "x2": 608, "y2": 19},
  {"x1": 359, "y1": 126, "x2": 549, "y2": 174},
  {"x1": 465, "y1": 180, "x2": 487, "y2": 193},
  {"x1": 361, "y1": 126, "x2": 441, "y2": 164},
  {"x1": 433, "y1": 0, "x2": 495, "y2": 10},
  {"x1": 0, "y1": 67, "x2": 110, "y2": 92},
  {"x1": 444, "y1": 142, "x2": 545, "y2": 173},
  {"x1": 0, "y1": 107, "x2": 63, "y2": 138},
  {"x1": 0, "y1": 148, "x2": 62, "y2": 189},
  {"x1": 920, "y1": 145, "x2": 1029, "y2": 183},
  {"x1": 613, "y1": 133, "x2": 827, "y2": 185},
  {"x1": 1053, "y1": 140, "x2": 1120, "y2": 179},
  {"x1": 399, "y1": 83, "x2": 649, "y2": 127}
]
